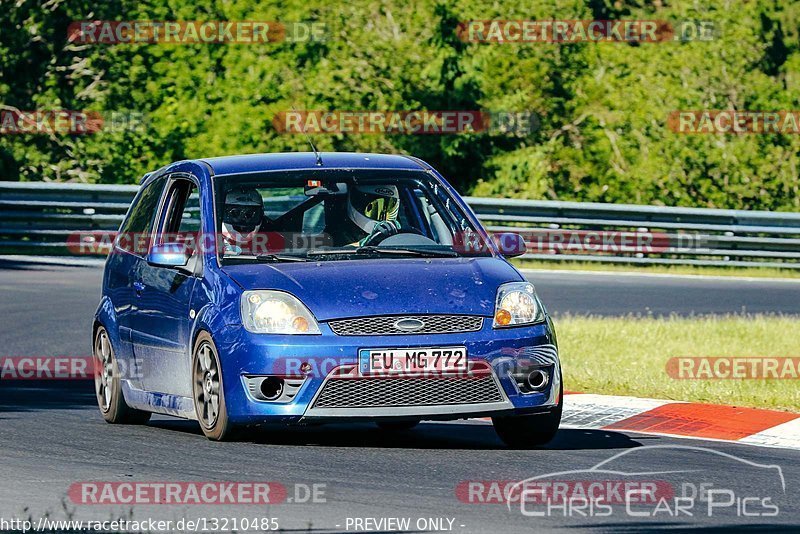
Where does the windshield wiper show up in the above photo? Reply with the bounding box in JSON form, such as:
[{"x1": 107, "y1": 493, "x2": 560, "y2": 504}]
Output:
[
  {"x1": 306, "y1": 246, "x2": 458, "y2": 258},
  {"x1": 254, "y1": 254, "x2": 309, "y2": 263},
  {"x1": 366, "y1": 246, "x2": 459, "y2": 257}
]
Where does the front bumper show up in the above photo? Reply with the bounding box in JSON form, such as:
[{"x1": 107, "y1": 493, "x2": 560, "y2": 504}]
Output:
[{"x1": 212, "y1": 318, "x2": 560, "y2": 425}]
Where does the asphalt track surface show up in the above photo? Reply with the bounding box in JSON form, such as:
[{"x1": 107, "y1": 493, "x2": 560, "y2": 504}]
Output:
[{"x1": 1, "y1": 259, "x2": 799, "y2": 532}]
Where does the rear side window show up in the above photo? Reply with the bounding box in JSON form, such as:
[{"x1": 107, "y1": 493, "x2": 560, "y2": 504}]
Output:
[{"x1": 117, "y1": 177, "x2": 166, "y2": 254}]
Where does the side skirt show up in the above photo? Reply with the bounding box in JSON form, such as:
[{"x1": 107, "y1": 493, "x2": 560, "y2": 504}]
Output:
[{"x1": 121, "y1": 380, "x2": 197, "y2": 420}]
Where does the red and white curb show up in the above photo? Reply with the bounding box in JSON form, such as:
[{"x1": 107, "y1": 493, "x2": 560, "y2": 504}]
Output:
[
  {"x1": 559, "y1": 393, "x2": 800, "y2": 451},
  {"x1": 475, "y1": 393, "x2": 799, "y2": 450}
]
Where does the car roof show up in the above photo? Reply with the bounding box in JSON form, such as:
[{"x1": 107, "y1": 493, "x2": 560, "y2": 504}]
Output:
[{"x1": 198, "y1": 152, "x2": 426, "y2": 177}]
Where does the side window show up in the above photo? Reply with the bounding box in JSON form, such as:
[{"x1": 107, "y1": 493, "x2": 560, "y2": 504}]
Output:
[
  {"x1": 179, "y1": 190, "x2": 201, "y2": 233},
  {"x1": 117, "y1": 177, "x2": 166, "y2": 254},
  {"x1": 156, "y1": 179, "x2": 198, "y2": 245},
  {"x1": 150, "y1": 178, "x2": 203, "y2": 273},
  {"x1": 395, "y1": 187, "x2": 422, "y2": 233},
  {"x1": 302, "y1": 202, "x2": 325, "y2": 234},
  {"x1": 416, "y1": 186, "x2": 453, "y2": 245}
]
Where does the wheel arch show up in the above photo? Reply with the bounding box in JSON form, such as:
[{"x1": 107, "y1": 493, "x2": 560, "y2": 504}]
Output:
[
  {"x1": 92, "y1": 296, "x2": 122, "y2": 352},
  {"x1": 190, "y1": 302, "x2": 229, "y2": 353}
]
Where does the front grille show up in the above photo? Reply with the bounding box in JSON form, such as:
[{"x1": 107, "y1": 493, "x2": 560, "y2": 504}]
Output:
[
  {"x1": 312, "y1": 374, "x2": 504, "y2": 409},
  {"x1": 327, "y1": 315, "x2": 483, "y2": 336}
]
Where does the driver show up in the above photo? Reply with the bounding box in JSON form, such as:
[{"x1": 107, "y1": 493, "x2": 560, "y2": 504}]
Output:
[
  {"x1": 347, "y1": 185, "x2": 401, "y2": 246},
  {"x1": 221, "y1": 189, "x2": 264, "y2": 255}
]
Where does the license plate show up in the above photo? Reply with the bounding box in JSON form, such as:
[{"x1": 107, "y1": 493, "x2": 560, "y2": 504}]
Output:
[{"x1": 359, "y1": 347, "x2": 467, "y2": 375}]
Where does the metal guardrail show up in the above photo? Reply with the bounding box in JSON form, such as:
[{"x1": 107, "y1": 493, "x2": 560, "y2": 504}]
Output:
[
  {"x1": 466, "y1": 197, "x2": 800, "y2": 269},
  {"x1": 1, "y1": 182, "x2": 799, "y2": 269},
  {"x1": 0, "y1": 182, "x2": 138, "y2": 253}
]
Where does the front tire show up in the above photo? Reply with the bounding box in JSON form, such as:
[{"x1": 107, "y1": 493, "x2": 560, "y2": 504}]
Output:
[
  {"x1": 492, "y1": 382, "x2": 562, "y2": 449},
  {"x1": 93, "y1": 326, "x2": 151, "y2": 424},
  {"x1": 192, "y1": 332, "x2": 235, "y2": 441}
]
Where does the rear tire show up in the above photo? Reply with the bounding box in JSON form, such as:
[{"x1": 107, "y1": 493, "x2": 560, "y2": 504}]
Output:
[
  {"x1": 93, "y1": 326, "x2": 151, "y2": 424},
  {"x1": 376, "y1": 419, "x2": 420, "y2": 431},
  {"x1": 492, "y1": 381, "x2": 562, "y2": 449},
  {"x1": 192, "y1": 332, "x2": 235, "y2": 441}
]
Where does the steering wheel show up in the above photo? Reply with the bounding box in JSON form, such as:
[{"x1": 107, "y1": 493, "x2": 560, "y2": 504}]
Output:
[{"x1": 361, "y1": 221, "x2": 421, "y2": 247}]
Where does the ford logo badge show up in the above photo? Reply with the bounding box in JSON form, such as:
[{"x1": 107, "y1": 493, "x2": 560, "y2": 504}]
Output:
[{"x1": 394, "y1": 318, "x2": 425, "y2": 332}]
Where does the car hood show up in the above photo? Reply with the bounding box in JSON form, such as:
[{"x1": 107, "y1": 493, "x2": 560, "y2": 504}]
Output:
[{"x1": 222, "y1": 257, "x2": 523, "y2": 321}]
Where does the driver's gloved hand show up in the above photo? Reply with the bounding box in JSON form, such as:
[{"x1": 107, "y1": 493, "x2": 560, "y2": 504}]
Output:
[{"x1": 360, "y1": 220, "x2": 401, "y2": 246}]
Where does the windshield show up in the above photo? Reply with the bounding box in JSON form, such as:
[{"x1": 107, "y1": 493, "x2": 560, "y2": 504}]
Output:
[{"x1": 214, "y1": 170, "x2": 492, "y2": 263}]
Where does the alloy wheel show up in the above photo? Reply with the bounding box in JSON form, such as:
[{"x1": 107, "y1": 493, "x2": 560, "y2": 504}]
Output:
[
  {"x1": 194, "y1": 341, "x2": 221, "y2": 428},
  {"x1": 94, "y1": 329, "x2": 114, "y2": 412}
]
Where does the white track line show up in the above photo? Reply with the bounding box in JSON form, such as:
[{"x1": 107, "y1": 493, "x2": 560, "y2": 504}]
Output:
[
  {"x1": 739, "y1": 418, "x2": 800, "y2": 449},
  {"x1": 521, "y1": 268, "x2": 800, "y2": 284},
  {"x1": 0, "y1": 255, "x2": 105, "y2": 267}
]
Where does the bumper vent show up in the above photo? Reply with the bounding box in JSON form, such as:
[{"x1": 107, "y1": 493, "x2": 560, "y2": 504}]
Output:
[
  {"x1": 244, "y1": 376, "x2": 305, "y2": 403},
  {"x1": 312, "y1": 368, "x2": 503, "y2": 409},
  {"x1": 327, "y1": 315, "x2": 484, "y2": 336}
]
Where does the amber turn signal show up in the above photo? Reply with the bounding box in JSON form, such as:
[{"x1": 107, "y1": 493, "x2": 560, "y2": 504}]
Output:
[
  {"x1": 292, "y1": 316, "x2": 310, "y2": 332},
  {"x1": 494, "y1": 309, "x2": 512, "y2": 326}
]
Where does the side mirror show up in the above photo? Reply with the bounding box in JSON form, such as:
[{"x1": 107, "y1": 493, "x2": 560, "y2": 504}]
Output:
[
  {"x1": 147, "y1": 242, "x2": 190, "y2": 268},
  {"x1": 494, "y1": 232, "x2": 527, "y2": 258}
]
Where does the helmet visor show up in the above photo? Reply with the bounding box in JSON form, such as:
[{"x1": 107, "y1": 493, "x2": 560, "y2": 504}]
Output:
[
  {"x1": 364, "y1": 196, "x2": 399, "y2": 222},
  {"x1": 224, "y1": 205, "x2": 261, "y2": 226}
]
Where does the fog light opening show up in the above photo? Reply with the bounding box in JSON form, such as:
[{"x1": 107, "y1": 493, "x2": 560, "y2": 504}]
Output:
[
  {"x1": 526, "y1": 369, "x2": 549, "y2": 391},
  {"x1": 260, "y1": 377, "x2": 284, "y2": 400}
]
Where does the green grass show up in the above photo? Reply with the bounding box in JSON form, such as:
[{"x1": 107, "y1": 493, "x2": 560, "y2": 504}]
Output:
[
  {"x1": 555, "y1": 315, "x2": 800, "y2": 413},
  {"x1": 514, "y1": 259, "x2": 800, "y2": 279}
]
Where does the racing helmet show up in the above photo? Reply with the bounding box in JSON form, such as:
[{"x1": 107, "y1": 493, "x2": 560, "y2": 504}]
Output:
[
  {"x1": 347, "y1": 184, "x2": 400, "y2": 233},
  {"x1": 222, "y1": 189, "x2": 263, "y2": 245}
]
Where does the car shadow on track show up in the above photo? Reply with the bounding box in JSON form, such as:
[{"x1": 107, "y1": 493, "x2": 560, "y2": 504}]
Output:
[
  {"x1": 0, "y1": 381, "x2": 645, "y2": 452},
  {"x1": 147, "y1": 418, "x2": 644, "y2": 451},
  {"x1": 0, "y1": 381, "x2": 95, "y2": 412}
]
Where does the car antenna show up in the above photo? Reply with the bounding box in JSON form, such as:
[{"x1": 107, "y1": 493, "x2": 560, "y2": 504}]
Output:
[
  {"x1": 307, "y1": 135, "x2": 323, "y2": 167},
  {"x1": 293, "y1": 106, "x2": 323, "y2": 166}
]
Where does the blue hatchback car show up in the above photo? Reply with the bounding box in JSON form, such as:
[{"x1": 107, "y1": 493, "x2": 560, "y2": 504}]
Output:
[{"x1": 93, "y1": 152, "x2": 562, "y2": 447}]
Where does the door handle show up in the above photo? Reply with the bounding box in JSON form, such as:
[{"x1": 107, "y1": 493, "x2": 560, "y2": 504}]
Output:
[{"x1": 133, "y1": 281, "x2": 145, "y2": 296}]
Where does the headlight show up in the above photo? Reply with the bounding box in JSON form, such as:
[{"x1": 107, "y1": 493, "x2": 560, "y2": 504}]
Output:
[
  {"x1": 241, "y1": 291, "x2": 321, "y2": 334},
  {"x1": 492, "y1": 282, "x2": 544, "y2": 328}
]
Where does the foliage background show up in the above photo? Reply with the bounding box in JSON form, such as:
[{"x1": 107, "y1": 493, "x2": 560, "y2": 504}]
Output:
[{"x1": 1, "y1": 0, "x2": 799, "y2": 211}]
